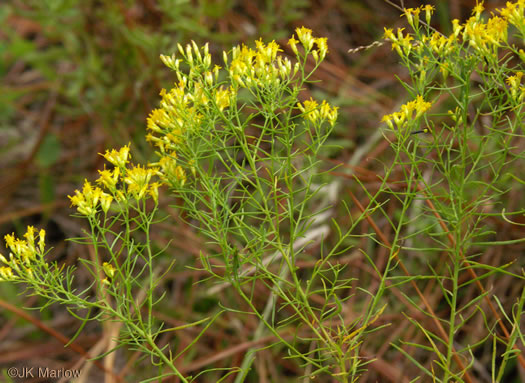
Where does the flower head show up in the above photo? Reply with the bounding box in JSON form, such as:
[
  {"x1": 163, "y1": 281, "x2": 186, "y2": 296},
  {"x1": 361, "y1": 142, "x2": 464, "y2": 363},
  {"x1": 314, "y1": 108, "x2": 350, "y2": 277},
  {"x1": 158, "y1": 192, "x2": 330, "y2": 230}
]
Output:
[
  {"x1": 124, "y1": 164, "x2": 157, "y2": 200},
  {"x1": 97, "y1": 166, "x2": 120, "y2": 191},
  {"x1": 298, "y1": 99, "x2": 338, "y2": 126},
  {"x1": 423, "y1": 5, "x2": 435, "y2": 24},
  {"x1": 155, "y1": 154, "x2": 187, "y2": 186},
  {"x1": 0, "y1": 266, "x2": 15, "y2": 281},
  {"x1": 288, "y1": 35, "x2": 299, "y2": 55},
  {"x1": 315, "y1": 37, "x2": 328, "y2": 60},
  {"x1": 102, "y1": 145, "x2": 131, "y2": 168},
  {"x1": 382, "y1": 95, "x2": 432, "y2": 130},
  {"x1": 103, "y1": 262, "x2": 116, "y2": 279},
  {"x1": 296, "y1": 27, "x2": 315, "y2": 50},
  {"x1": 498, "y1": 0, "x2": 525, "y2": 27},
  {"x1": 69, "y1": 180, "x2": 111, "y2": 216},
  {"x1": 0, "y1": 226, "x2": 48, "y2": 283},
  {"x1": 404, "y1": 7, "x2": 421, "y2": 28}
]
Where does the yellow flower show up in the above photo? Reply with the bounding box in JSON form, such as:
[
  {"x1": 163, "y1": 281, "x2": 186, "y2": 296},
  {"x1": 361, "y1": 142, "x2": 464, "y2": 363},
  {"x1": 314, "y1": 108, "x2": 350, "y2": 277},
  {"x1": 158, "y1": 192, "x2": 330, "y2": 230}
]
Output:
[
  {"x1": 298, "y1": 98, "x2": 319, "y2": 123},
  {"x1": 97, "y1": 166, "x2": 120, "y2": 191},
  {"x1": 147, "y1": 108, "x2": 170, "y2": 133},
  {"x1": 413, "y1": 95, "x2": 432, "y2": 118},
  {"x1": 382, "y1": 96, "x2": 431, "y2": 130},
  {"x1": 315, "y1": 37, "x2": 328, "y2": 60},
  {"x1": 298, "y1": 99, "x2": 338, "y2": 126},
  {"x1": 215, "y1": 86, "x2": 232, "y2": 111},
  {"x1": 463, "y1": 12, "x2": 508, "y2": 56},
  {"x1": 159, "y1": 54, "x2": 177, "y2": 70},
  {"x1": 24, "y1": 226, "x2": 37, "y2": 255},
  {"x1": 4, "y1": 233, "x2": 16, "y2": 252},
  {"x1": 102, "y1": 145, "x2": 131, "y2": 168},
  {"x1": 255, "y1": 39, "x2": 282, "y2": 63},
  {"x1": 1, "y1": 226, "x2": 47, "y2": 279},
  {"x1": 99, "y1": 193, "x2": 113, "y2": 214},
  {"x1": 506, "y1": 71, "x2": 524, "y2": 100},
  {"x1": 4, "y1": 233, "x2": 34, "y2": 263},
  {"x1": 156, "y1": 154, "x2": 187, "y2": 186},
  {"x1": 69, "y1": 180, "x2": 107, "y2": 216},
  {"x1": 296, "y1": 26, "x2": 314, "y2": 50},
  {"x1": 319, "y1": 100, "x2": 338, "y2": 126},
  {"x1": 404, "y1": 7, "x2": 421, "y2": 27},
  {"x1": 277, "y1": 56, "x2": 292, "y2": 78},
  {"x1": 288, "y1": 35, "x2": 299, "y2": 55},
  {"x1": 383, "y1": 28, "x2": 395, "y2": 41},
  {"x1": 486, "y1": 16, "x2": 508, "y2": 45},
  {"x1": 229, "y1": 37, "x2": 299, "y2": 89},
  {"x1": 381, "y1": 114, "x2": 394, "y2": 129},
  {"x1": 149, "y1": 182, "x2": 161, "y2": 204},
  {"x1": 124, "y1": 164, "x2": 156, "y2": 200},
  {"x1": 498, "y1": 0, "x2": 525, "y2": 27},
  {"x1": 212, "y1": 64, "x2": 221, "y2": 81},
  {"x1": 385, "y1": 28, "x2": 414, "y2": 58},
  {"x1": 0, "y1": 266, "x2": 15, "y2": 281},
  {"x1": 102, "y1": 262, "x2": 116, "y2": 279},
  {"x1": 423, "y1": 5, "x2": 435, "y2": 24},
  {"x1": 473, "y1": 1, "x2": 484, "y2": 19},
  {"x1": 38, "y1": 229, "x2": 46, "y2": 254},
  {"x1": 452, "y1": 19, "x2": 462, "y2": 37}
]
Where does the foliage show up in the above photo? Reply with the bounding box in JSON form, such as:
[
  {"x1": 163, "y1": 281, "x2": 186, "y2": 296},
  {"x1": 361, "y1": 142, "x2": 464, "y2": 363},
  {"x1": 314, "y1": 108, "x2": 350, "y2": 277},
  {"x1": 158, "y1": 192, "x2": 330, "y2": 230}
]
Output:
[{"x1": 1, "y1": 1, "x2": 524, "y2": 382}]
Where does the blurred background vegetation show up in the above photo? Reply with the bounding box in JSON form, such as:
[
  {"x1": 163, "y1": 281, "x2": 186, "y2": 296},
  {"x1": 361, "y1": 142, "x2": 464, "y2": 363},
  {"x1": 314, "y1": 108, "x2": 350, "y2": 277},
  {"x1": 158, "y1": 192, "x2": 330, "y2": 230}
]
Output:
[{"x1": 0, "y1": 1, "x2": 522, "y2": 382}]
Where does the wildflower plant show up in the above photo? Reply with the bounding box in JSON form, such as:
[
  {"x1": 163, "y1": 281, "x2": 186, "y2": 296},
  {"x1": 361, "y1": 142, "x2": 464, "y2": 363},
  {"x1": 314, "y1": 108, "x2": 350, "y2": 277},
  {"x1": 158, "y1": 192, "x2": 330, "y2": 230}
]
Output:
[
  {"x1": 1, "y1": 145, "x2": 200, "y2": 382},
  {"x1": 379, "y1": 1, "x2": 525, "y2": 381},
  {"x1": 1, "y1": 27, "x2": 376, "y2": 382},
  {"x1": 148, "y1": 27, "x2": 375, "y2": 382},
  {"x1": 1, "y1": 2, "x2": 524, "y2": 382}
]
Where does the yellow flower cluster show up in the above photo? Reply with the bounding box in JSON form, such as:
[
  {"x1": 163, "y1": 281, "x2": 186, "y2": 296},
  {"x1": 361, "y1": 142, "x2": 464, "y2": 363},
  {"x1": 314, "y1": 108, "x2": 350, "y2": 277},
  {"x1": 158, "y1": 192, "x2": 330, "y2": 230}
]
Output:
[
  {"x1": 386, "y1": 2, "x2": 525, "y2": 60},
  {"x1": 288, "y1": 27, "x2": 328, "y2": 61},
  {"x1": 147, "y1": 83, "x2": 201, "y2": 153},
  {"x1": 150, "y1": 41, "x2": 236, "y2": 156},
  {"x1": 101, "y1": 262, "x2": 116, "y2": 285},
  {"x1": 124, "y1": 164, "x2": 162, "y2": 201},
  {"x1": 149, "y1": 42, "x2": 238, "y2": 159},
  {"x1": 423, "y1": 33, "x2": 456, "y2": 56},
  {"x1": 69, "y1": 145, "x2": 165, "y2": 216},
  {"x1": 498, "y1": 0, "x2": 525, "y2": 28},
  {"x1": 382, "y1": 95, "x2": 432, "y2": 130},
  {"x1": 160, "y1": 41, "x2": 213, "y2": 83},
  {"x1": 155, "y1": 153, "x2": 186, "y2": 185},
  {"x1": 0, "y1": 226, "x2": 46, "y2": 282},
  {"x1": 403, "y1": 5, "x2": 435, "y2": 27},
  {"x1": 148, "y1": 30, "x2": 336, "y2": 186},
  {"x1": 385, "y1": 6, "x2": 453, "y2": 59},
  {"x1": 383, "y1": 27, "x2": 415, "y2": 58},
  {"x1": 463, "y1": 3, "x2": 508, "y2": 56},
  {"x1": 297, "y1": 98, "x2": 338, "y2": 126},
  {"x1": 103, "y1": 144, "x2": 130, "y2": 168},
  {"x1": 224, "y1": 27, "x2": 328, "y2": 89},
  {"x1": 228, "y1": 39, "x2": 297, "y2": 88},
  {"x1": 69, "y1": 179, "x2": 114, "y2": 216},
  {"x1": 506, "y1": 71, "x2": 525, "y2": 101}
]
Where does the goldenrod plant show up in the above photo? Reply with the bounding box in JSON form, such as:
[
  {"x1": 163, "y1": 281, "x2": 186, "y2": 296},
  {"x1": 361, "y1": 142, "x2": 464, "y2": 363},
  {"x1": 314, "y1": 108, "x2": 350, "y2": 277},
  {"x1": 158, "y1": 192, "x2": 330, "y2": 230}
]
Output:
[
  {"x1": 1, "y1": 2, "x2": 524, "y2": 382},
  {"x1": 0, "y1": 147, "x2": 196, "y2": 382},
  {"x1": 1, "y1": 27, "x2": 369, "y2": 382},
  {"x1": 379, "y1": 2, "x2": 525, "y2": 382},
  {"x1": 147, "y1": 27, "x2": 373, "y2": 382}
]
